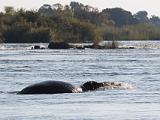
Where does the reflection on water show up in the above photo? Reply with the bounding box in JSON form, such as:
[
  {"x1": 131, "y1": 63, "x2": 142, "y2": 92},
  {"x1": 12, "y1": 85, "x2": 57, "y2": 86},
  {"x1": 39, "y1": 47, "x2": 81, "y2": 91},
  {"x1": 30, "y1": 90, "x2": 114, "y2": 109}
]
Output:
[{"x1": 0, "y1": 42, "x2": 160, "y2": 120}]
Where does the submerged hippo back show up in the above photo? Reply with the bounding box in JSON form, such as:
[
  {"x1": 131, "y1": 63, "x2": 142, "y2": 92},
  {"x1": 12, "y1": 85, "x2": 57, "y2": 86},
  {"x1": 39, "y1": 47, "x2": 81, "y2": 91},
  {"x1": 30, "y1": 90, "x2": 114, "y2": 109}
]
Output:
[{"x1": 18, "y1": 81, "x2": 79, "y2": 94}]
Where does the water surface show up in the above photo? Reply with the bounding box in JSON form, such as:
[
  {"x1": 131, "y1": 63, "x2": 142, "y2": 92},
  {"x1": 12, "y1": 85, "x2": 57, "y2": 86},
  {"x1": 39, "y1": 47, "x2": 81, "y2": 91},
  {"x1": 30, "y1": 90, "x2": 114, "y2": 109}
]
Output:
[{"x1": 0, "y1": 42, "x2": 160, "y2": 120}]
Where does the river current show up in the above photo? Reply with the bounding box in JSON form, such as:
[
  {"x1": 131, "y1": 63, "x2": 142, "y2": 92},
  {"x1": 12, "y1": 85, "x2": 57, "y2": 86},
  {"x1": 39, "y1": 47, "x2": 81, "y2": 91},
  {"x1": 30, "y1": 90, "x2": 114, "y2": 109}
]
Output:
[{"x1": 0, "y1": 41, "x2": 160, "y2": 120}]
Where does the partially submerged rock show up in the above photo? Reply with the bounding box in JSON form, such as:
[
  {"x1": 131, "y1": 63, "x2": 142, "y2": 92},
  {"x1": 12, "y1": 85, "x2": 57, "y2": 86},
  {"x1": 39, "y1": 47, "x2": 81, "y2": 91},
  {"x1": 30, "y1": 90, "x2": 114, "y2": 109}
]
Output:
[
  {"x1": 48, "y1": 42, "x2": 71, "y2": 49},
  {"x1": 48, "y1": 41, "x2": 135, "y2": 50},
  {"x1": 31, "y1": 45, "x2": 45, "y2": 49}
]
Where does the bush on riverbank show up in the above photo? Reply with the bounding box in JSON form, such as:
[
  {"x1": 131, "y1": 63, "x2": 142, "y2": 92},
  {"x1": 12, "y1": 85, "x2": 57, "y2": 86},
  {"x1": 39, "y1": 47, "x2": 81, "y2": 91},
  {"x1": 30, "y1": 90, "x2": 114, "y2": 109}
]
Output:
[{"x1": 100, "y1": 24, "x2": 160, "y2": 40}]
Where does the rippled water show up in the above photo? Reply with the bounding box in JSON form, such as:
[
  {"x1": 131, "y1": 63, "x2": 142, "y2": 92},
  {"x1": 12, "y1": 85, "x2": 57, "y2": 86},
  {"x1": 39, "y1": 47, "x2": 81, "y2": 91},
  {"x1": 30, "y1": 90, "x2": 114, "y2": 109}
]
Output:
[{"x1": 0, "y1": 42, "x2": 160, "y2": 120}]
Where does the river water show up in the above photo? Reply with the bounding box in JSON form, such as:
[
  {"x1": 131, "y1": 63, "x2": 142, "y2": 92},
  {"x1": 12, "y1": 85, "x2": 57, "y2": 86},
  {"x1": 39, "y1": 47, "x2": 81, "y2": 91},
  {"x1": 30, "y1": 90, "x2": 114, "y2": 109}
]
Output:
[{"x1": 0, "y1": 41, "x2": 160, "y2": 120}]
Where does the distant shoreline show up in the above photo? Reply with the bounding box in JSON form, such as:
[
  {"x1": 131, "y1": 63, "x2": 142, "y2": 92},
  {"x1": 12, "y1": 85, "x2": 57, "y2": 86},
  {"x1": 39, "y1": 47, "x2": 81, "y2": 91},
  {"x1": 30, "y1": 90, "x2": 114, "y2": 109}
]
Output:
[{"x1": 1, "y1": 40, "x2": 160, "y2": 50}]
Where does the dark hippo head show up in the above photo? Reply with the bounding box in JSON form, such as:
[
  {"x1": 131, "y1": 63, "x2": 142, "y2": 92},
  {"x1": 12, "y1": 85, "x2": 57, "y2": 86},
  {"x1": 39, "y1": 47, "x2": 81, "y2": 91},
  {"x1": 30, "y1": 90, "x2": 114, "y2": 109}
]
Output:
[{"x1": 81, "y1": 81, "x2": 103, "y2": 91}]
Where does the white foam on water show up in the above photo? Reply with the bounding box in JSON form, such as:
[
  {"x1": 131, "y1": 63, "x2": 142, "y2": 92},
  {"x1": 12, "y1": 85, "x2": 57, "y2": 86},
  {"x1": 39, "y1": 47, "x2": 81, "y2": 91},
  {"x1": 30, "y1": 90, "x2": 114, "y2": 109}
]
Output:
[
  {"x1": 98, "y1": 82, "x2": 133, "y2": 90},
  {"x1": 119, "y1": 82, "x2": 133, "y2": 89}
]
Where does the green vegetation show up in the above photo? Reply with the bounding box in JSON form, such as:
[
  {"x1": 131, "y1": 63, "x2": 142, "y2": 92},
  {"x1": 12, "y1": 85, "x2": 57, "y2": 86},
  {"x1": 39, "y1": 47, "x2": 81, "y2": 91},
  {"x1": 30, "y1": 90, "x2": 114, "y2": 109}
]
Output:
[
  {"x1": 100, "y1": 24, "x2": 160, "y2": 40},
  {"x1": 0, "y1": 2, "x2": 160, "y2": 43}
]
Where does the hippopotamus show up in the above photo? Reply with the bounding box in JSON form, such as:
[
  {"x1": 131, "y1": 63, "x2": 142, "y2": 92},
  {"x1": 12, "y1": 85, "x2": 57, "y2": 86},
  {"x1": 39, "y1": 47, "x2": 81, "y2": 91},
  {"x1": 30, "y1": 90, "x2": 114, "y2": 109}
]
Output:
[{"x1": 17, "y1": 81, "x2": 130, "y2": 94}]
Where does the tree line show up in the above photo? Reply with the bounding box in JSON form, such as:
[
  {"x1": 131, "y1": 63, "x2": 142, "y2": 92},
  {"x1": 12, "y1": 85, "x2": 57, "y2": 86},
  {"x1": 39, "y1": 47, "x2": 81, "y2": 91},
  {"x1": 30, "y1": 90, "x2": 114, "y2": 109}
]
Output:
[{"x1": 0, "y1": 2, "x2": 160, "y2": 43}]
